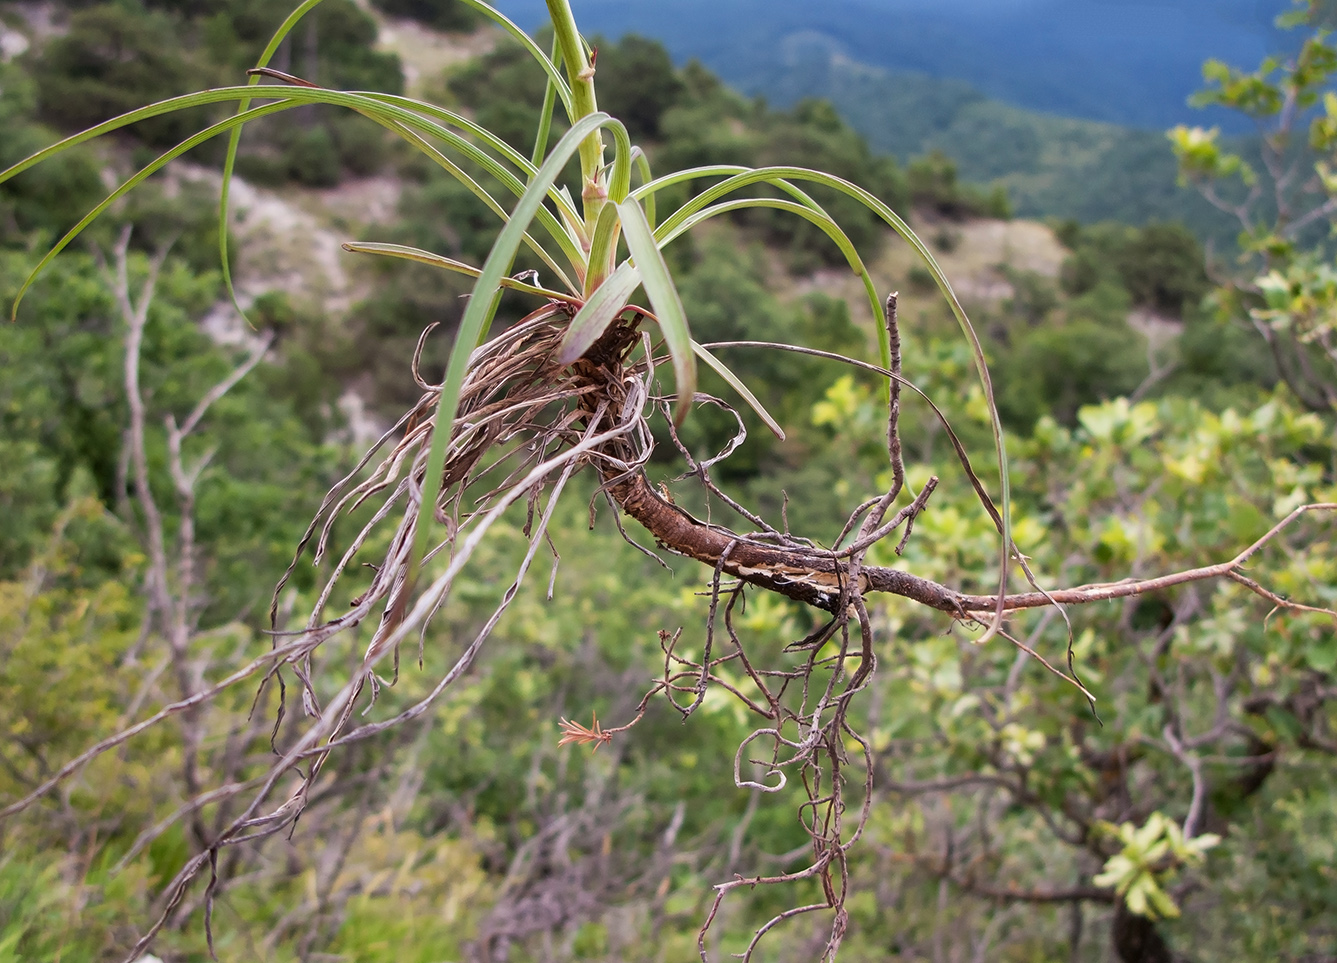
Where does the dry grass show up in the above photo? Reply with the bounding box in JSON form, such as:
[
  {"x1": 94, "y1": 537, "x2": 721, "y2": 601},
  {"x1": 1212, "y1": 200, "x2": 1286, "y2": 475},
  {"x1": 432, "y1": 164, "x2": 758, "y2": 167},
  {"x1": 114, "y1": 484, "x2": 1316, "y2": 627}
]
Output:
[
  {"x1": 784, "y1": 211, "x2": 1068, "y2": 337},
  {"x1": 874, "y1": 211, "x2": 1066, "y2": 318}
]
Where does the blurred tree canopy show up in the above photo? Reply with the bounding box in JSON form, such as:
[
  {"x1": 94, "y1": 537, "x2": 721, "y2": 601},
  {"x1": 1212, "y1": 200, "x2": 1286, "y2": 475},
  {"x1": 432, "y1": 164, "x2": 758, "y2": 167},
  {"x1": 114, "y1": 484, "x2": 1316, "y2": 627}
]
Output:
[{"x1": 27, "y1": 0, "x2": 403, "y2": 185}]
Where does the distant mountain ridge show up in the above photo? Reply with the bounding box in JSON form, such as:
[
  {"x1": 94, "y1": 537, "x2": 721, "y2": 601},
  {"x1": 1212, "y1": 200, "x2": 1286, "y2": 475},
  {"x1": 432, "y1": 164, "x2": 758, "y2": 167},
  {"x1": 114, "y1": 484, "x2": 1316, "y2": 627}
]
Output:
[
  {"x1": 489, "y1": 0, "x2": 1262, "y2": 232},
  {"x1": 487, "y1": 0, "x2": 1247, "y2": 235},
  {"x1": 739, "y1": 32, "x2": 1235, "y2": 236},
  {"x1": 489, "y1": 0, "x2": 1287, "y2": 131}
]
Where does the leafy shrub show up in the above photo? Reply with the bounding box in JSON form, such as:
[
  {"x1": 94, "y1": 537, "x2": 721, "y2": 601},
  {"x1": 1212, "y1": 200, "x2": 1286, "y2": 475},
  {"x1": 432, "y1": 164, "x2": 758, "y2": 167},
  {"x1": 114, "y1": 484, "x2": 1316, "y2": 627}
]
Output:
[
  {"x1": 907, "y1": 150, "x2": 1011, "y2": 220},
  {"x1": 996, "y1": 314, "x2": 1148, "y2": 428},
  {"x1": 32, "y1": 2, "x2": 204, "y2": 148},
  {"x1": 1059, "y1": 220, "x2": 1209, "y2": 315},
  {"x1": 0, "y1": 63, "x2": 104, "y2": 244},
  {"x1": 283, "y1": 124, "x2": 342, "y2": 187}
]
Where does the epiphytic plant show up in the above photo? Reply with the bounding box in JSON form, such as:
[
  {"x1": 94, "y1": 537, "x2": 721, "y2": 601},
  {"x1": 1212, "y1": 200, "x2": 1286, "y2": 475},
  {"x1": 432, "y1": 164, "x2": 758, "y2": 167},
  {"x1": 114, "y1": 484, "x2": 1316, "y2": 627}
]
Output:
[{"x1": 3, "y1": 1, "x2": 1334, "y2": 959}]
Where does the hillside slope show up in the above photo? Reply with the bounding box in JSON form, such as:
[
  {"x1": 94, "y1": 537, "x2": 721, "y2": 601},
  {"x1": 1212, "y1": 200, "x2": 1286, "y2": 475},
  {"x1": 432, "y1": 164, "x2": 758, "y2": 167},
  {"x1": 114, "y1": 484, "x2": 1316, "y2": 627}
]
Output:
[{"x1": 747, "y1": 34, "x2": 1237, "y2": 236}]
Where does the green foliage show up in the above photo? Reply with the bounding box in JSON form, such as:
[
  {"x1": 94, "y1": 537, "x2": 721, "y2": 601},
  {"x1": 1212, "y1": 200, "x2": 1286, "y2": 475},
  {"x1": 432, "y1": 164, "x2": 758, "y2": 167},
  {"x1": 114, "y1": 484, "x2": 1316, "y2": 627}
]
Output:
[
  {"x1": 1000, "y1": 316, "x2": 1147, "y2": 431},
  {"x1": 591, "y1": 33, "x2": 685, "y2": 141},
  {"x1": 0, "y1": 64, "x2": 105, "y2": 247},
  {"x1": 808, "y1": 385, "x2": 1337, "y2": 958},
  {"x1": 1169, "y1": 0, "x2": 1337, "y2": 410},
  {"x1": 232, "y1": 0, "x2": 404, "y2": 183},
  {"x1": 29, "y1": 0, "x2": 402, "y2": 184},
  {"x1": 32, "y1": 2, "x2": 204, "y2": 149},
  {"x1": 748, "y1": 99, "x2": 910, "y2": 268},
  {"x1": 1253, "y1": 255, "x2": 1337, "y2": 363},
  {"x1": 298, "y1": 0, "x2": 406, "y2": 92},
  {"x1": 446, "y1": 31, "x2": 562, "y2": 153},
  {"x1": 0, "y1": 247, "x2": 336, "y2": 613},
  {"x1": 1093, "y1": 813, "x2": 1220, "y2": 919},
  {"x1": 998, "y1": 264, "x2": 1060, "y2": 326},
  {"x1": 0, "y1": 853, "x2": 153, "y2": 963},
  {"x1": 0, "y1": 251, "x2": 137, "y2": 519},
  {"x1": 985, "y1": 259, "x2": 1148, "y2": 432},
  {"x1": 907, "y1": 150, "x2": 1012, "y2": 221},
  {"x1": 1058, "y1": 220, "x2": 1210, "y2": 315},
  {"x1": 668, "y1": 232, "x2": 864, "y2": 485},
  {"x1": 2, "y1": 3, "x2": 1334, "y2": 961},
  {"x1": 743, "y1": 43, "x2": 1235, "y2": 238},
  {"x1": 0, "y1": 499, "x2": 140, "y2": 790},
  {"x1": 976, "y1": 216, "x2": 1271, "y2": 431},
  {"x1": 279, "y1": 123, "x2": 342, "y2": 187}
]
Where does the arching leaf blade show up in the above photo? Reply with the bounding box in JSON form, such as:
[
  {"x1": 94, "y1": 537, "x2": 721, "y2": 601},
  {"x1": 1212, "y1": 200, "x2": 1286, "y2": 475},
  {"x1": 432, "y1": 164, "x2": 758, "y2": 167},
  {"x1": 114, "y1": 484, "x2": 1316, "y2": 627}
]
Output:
[
  {"x1": 376, "y1": 118, "x2": 578, "y2": 293},
  {"x1": 359, "y1": 92, "x2": 583, "y2": 248},
  {"x1": 630, "y1": 147, "x2": 656, "y2": 229},
  {"x1": 340, "y1": 242, "x2": 575, "y2": 301},
  {"x1": 661, "y1": 195, "x2": 881, "y2": 336},
  {"x1": 583, "y1": 199, "x2": 622, "y2": 294},
  {"x1": 0, "y1": 86, "x2": 309, "y2": 186},
  {"x1": 1, "y1": 83, "x2": 588, "y2": 302},
  {"x1": 532, "y1": 32, "x2": 562, "y2": 166},
  {"x1": 218, "y1": 0, "x2": 329, "y2": 317},
  {"x1": 556, "y1": 260, "x2": 641, "y2": 364},
  {"x1": 692, "y1": 341, "x2": 785, "y2": 441},
  {"x1": 616, "y1": 199, "x2": 695, "y2": 425},
  {"x1": 9, "y1": 99, "x2": 293, "y2": 319}
]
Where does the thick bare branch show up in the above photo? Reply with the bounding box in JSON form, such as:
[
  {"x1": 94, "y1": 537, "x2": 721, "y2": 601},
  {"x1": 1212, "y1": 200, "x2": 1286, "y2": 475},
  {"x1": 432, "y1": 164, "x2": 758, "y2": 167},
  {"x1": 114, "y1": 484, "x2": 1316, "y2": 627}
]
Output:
[{"x1": 605, "y1": 468, "x2": 1336, "y2": 620}]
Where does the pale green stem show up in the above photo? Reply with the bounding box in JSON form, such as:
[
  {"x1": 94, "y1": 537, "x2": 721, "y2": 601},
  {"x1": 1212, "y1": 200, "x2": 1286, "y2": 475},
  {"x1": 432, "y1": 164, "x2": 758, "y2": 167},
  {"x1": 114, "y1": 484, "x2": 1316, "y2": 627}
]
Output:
[{"x1": 544, "y1": 0, "x2": 607, "y2": 240}]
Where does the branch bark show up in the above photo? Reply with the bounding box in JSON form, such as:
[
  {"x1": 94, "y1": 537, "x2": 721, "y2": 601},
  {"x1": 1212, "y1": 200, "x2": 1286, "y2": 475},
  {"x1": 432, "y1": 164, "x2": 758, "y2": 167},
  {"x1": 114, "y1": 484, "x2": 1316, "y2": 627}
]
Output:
[{"x1": 607, "y1": 468, "x2": 1337, "y2": 621}]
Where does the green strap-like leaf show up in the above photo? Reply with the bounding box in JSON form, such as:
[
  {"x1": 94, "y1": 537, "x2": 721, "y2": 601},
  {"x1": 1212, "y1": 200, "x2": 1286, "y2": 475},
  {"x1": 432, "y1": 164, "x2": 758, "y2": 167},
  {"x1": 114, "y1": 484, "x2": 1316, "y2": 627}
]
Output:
[
  {"x1": 218, "y1": 0, "x2": 330, "y2": 323},
  {"x1": 583, "y1": 200, "x2": 623, "y2": 294},
  {"x1": 532, "y1": 32, "x2": 563, "y2": 167},
  {"x1": 0, "y1": 86, "x2": 311, "y2": 184},
  {"x1": 341, "y1": 242, "x2": 576, "y2": 302},
  {"x1": 616, "y1": 199, "x2": 696, "y2": 425},
  {"x1": 375, "y1": 118, "x2": 578, "y2": 294},
  {"x1": 8, "y1": 100, "x2": 292, "y2": 319},
  {"x1": 641, "y1": 166, "x2": 882, "y2": 354},
  {"x1": 318, "y1": 93, "x2": 584, "y2": 276},
  {"x1": 557, "y1": 260, "x2": 642, "y2": 364},
  {"x1": 356, "y1": 92, "x2": 582, "y2": 235},
  {"x1": 661, "y1": 195, "x2": 880, "y2": 327},
  {"x1": 604, "y1": 124, "x2": 634, "y2": 205},
  {"x1": 630, "y1": 148, "x2": 656, "y2": 229},
  {"x1": 0, "y1": 85, "x2": 589, "y2": 301},
  {"x1": 692, "y1": 341, "x2": 785, "y2": 440}
]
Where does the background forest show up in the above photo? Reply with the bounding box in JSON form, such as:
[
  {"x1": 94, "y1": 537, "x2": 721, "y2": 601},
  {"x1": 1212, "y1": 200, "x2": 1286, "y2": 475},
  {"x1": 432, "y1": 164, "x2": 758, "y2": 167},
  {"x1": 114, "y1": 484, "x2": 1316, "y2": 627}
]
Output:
[{"x1": 0, "y1": 1, "x2": 1335, "y2": 962}]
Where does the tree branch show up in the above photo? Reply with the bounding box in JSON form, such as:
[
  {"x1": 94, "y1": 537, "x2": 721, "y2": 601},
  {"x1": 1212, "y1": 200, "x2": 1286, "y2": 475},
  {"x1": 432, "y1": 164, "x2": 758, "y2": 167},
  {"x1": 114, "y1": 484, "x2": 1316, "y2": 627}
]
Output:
[{"x1": 607, "y1": 469, "x2": 1337, "y2": 620}]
